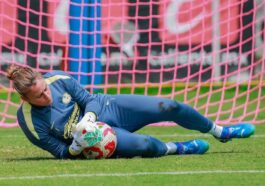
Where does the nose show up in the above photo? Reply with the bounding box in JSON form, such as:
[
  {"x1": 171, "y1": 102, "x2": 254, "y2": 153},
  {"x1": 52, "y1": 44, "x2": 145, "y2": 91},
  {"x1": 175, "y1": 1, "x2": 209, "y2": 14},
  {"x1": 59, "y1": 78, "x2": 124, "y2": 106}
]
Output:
[
  {"x1": 43, "y1": 92, "x2": 49, "y2": 100},
  {"x1": 43, "y1": 89, "x2": 52, "y2": 101}
]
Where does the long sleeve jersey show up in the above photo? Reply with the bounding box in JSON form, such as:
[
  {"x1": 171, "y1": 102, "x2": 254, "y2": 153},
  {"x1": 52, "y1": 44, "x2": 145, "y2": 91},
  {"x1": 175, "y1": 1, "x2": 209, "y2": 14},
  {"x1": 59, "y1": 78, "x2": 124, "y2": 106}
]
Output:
[
  {"x1": 17, "y1": 71, "x2": 106, "y2": 159},
  {"x1": 16, "y1": 71, "x2": 215, "y2": 159}
]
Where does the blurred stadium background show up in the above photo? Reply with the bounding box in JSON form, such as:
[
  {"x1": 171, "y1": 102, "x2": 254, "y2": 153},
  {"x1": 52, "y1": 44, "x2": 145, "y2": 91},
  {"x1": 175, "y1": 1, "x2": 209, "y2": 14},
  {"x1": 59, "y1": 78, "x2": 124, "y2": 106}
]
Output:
[{"x1": 0, "y1": 0, "x2": 264, "y2": 127}]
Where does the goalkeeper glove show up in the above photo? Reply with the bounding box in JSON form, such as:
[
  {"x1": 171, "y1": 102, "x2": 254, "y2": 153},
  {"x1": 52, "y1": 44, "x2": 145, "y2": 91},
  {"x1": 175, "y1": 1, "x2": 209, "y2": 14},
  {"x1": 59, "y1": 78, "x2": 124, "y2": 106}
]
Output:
[
  {"x1": 69, "y1": 112, "x2": 103, "y2": 156},
  {"x1": 69, "y1": 138, "x2": 84, "y2": 156},
  {"x1": 82, "y1": 112, "x2": 97, "y2": 123},
  {"x1": 72, "y1": 121, "x2": 103, "y2": 147}
]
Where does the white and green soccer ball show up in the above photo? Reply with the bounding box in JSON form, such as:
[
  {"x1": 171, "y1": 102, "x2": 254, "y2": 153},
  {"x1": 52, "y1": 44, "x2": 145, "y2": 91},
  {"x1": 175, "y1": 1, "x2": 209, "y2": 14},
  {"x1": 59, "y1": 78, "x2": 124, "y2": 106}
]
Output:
[{"x1": 82, "y1": 122, "x2": 117, "y2": 159}]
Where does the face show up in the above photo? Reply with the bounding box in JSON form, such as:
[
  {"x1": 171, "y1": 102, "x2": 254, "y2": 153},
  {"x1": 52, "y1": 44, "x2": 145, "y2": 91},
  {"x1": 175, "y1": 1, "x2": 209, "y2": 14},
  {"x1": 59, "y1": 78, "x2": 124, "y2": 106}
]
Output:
[{"x1": 22, "y1": 78, "x2": 53, "y2": 107}]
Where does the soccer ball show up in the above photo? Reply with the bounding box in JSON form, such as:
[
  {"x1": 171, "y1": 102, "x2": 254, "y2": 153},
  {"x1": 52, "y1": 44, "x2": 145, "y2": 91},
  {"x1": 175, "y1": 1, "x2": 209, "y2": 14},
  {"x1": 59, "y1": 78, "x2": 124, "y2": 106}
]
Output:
[{"x1": 82, "y1": 121, "x2": 117, "y2": 159}]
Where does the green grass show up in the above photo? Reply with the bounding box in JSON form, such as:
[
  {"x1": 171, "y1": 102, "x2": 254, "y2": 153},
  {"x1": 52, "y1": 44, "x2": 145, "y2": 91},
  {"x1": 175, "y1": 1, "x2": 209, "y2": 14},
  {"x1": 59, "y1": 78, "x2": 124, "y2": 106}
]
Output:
[
  {"x1": 0, "y1": 125, "x2": 265, "y2": 186},
  {"x1": 0, "y1": 87, "x2": 265, "y2": 185}
]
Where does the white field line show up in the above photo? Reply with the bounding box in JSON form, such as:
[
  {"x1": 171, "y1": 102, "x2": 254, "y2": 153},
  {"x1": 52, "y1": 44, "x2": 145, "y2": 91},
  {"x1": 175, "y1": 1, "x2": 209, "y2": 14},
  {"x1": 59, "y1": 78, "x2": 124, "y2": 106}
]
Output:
[
  {"x1": 2, "y1": 134, "x2": 265, "y2": 138},
  {"x1": 154, "y1": 134, "x2": 265, "y2": 138},
  {"x1": 0, "y1": 170, "x2": 265, "y2": 180}
]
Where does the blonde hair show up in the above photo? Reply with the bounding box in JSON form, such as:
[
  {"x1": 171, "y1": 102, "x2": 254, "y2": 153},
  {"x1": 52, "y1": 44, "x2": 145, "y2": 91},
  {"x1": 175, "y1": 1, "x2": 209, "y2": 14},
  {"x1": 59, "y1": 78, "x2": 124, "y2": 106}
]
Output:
[{"x1": 6, "y1": 65, "x2": 42, "y2": 95}]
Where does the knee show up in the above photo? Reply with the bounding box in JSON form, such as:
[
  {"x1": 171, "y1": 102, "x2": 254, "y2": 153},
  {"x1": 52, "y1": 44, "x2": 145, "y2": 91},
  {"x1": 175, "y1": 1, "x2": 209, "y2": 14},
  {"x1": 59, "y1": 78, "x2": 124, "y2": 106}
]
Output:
[
  {"x1": 133, "y1": 136, "x2": 151, "y2": 151},
  {"x1": 135, "y1": 136, "x2": 162, "y2": 157},
  {"x1": 158, "y1": 100, "x2": 180, "y2": 113}
]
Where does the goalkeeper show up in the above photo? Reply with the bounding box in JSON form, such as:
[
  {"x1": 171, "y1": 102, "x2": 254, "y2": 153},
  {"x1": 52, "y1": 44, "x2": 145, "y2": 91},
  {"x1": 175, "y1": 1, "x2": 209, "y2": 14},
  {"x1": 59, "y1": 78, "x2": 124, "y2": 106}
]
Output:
[{"x1": 6, "y1": 65, "x2": 255, "y2": 159}]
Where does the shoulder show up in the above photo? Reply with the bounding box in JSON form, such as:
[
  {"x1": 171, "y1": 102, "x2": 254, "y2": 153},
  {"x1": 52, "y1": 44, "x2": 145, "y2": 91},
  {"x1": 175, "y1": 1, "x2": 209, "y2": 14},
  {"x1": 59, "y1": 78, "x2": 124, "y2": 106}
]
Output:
[
  {"x1": 44, "y1": 70, "x2": 72, "y2": 78},
  {"x1": 44, "y1": 71, "x2": 73, "y2": 85}
]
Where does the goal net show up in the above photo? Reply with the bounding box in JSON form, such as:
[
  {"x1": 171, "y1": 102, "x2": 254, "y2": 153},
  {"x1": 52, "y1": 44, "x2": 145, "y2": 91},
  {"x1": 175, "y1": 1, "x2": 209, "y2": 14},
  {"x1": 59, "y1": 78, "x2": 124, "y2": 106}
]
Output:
[{"x1": 0, "y1": 0, "x2": 264, "y2": 127}]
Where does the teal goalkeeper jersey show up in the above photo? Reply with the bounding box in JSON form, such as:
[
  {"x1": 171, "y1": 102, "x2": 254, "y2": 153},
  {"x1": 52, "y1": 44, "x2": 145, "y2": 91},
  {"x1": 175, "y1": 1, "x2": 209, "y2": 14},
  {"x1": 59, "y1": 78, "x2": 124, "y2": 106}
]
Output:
[{"x1": 17, "y1": 70, "x2": 107, "y2": 159}]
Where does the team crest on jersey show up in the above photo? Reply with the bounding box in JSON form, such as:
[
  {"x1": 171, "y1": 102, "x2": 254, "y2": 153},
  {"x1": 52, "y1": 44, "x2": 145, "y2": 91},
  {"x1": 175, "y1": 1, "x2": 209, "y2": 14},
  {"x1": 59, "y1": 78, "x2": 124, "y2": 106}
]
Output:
[{"x1": 62, "y1": 93, "x2": 71, "y2": 104}]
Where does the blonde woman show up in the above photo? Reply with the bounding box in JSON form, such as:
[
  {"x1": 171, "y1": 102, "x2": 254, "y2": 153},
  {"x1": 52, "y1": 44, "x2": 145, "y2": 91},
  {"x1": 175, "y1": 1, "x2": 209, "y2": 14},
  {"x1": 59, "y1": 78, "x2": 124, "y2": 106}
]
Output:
[{"x1": 6, "y1": 65, "x2": 255, "y2": 159}]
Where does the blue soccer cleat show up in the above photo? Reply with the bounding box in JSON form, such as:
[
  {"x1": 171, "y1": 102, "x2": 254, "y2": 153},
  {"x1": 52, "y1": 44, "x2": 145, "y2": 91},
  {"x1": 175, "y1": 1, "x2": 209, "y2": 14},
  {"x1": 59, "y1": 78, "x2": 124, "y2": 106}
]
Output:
[
  {"x1": 215, "y1": 123, "x2": 255, "y2": 143},
  {"x1": 175, "y1": 139, "x2": 209, "y2": 155}
]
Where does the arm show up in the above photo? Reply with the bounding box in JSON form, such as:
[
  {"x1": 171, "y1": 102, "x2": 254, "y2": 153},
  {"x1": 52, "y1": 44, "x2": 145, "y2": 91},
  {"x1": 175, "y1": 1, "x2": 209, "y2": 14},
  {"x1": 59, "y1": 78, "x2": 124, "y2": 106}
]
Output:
[
  {"x1": 61, "y1": 72, "x2": 100, "y2": 119},
  {"x1": 17, "y1": 106, "x2": 81, "y2": 159},
  {"x1": 45, "y1": 72, "x2": 102, "y2": 155},
  {"x1": 39, "y1": 133, "x2": 78, "y2": 159}
]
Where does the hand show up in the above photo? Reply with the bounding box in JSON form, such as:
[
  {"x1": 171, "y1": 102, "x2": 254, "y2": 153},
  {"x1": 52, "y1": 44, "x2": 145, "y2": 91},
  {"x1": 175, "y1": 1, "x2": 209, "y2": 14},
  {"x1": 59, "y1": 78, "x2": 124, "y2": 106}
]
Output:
[
  {"x1": 72, "y1": 121, "x2": 103, "y2": 146},
  {"x1": 82, "y1": 112, "x2": 97, "y2": 123},
  {"x1": 69, "y1": 138, "x2": 84, "y2": 156},
  {"x1": 70, "y1": 111, "x2": 97, "y2": 138},
  {"x1": 69, "y1": 113, "x2": 100, "y2": 156},
  {"x1": 71, "y1": 114, "x2": 103, "y2": 148}
]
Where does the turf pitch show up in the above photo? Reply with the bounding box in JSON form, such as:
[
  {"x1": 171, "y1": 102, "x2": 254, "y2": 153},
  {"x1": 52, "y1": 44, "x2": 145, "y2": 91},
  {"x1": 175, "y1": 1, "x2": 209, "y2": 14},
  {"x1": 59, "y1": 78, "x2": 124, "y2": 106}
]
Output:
[
  {"x1": 0, "y1": 87, "x2": 264, "y2": 185},
  {"x1": 0, "y1": 125, "x2": 264, "y2": 186}
]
